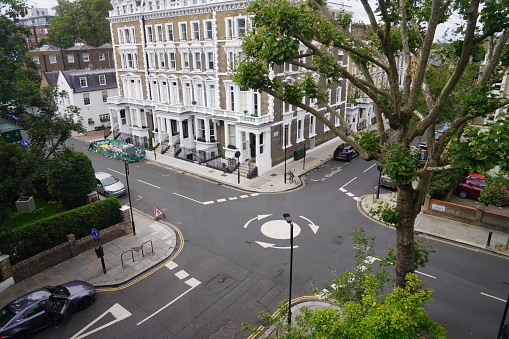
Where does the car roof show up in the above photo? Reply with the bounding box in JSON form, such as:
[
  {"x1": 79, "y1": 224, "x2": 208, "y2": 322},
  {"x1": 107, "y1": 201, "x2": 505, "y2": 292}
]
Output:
[
  {"x1": 8, "y1": 289, "x2": 50, "y2": 313},
  {"x1": 95, "y1": 172, "x2": 112, "y2": 180}
]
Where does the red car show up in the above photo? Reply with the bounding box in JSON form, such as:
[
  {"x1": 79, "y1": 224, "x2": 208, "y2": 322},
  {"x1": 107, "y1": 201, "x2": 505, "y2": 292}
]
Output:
[{"x1": 457, "y1": 178, "x2": 486, "y2": 199}]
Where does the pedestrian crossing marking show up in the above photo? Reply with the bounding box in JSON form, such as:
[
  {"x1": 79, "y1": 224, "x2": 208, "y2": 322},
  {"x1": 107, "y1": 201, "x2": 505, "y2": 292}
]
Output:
[
  {"x1": 165, "y1": 261, "x2": 178, "y2": 270},
  {"x1": 217, "y1": 198, "x2": 226, "y2": 202},
  {"x1": 175, "y1": 270, "x2": 189, "y2": 279},
  {"x1": 229, "y1": 197, "x2": 238, "y2": 200}
]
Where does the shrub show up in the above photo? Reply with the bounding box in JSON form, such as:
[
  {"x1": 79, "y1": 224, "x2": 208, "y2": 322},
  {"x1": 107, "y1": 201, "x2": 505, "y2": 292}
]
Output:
[
  {"x1": 429, "y1": 169, "x2": 466, "y2": 200},
  {"x1": 0, "y1": 197, "x2": 122, "y2": 264}
]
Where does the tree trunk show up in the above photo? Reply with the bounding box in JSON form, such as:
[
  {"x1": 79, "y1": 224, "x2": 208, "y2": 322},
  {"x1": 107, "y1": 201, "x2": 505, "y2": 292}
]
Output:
[{"x1": 395, "y1": 183, "x2": 419, "y2": 288}]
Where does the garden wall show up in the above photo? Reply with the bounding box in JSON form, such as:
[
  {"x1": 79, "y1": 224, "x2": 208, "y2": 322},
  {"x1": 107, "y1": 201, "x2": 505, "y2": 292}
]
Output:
[{"x1": 0, "y1": 206, "x2": 132, "y2": 284}]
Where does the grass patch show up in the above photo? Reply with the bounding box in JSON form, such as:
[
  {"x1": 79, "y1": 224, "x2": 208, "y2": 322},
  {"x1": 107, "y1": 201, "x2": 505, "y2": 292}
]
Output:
[{"x1": 2, "y1": 198, "x2": 62, "y2": 229}]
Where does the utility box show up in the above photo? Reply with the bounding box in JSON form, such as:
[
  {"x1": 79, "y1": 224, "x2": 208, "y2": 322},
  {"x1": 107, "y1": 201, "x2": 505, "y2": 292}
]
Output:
[
  {"x1": 293, "y1": 147, "x2": 306, "y2": 161},
  {"x1": 85, "y1": 191, "x2": 100, "y2": 204},
  {"x1": 15, "y1": 196, "x2": 35, "y2": 214}
]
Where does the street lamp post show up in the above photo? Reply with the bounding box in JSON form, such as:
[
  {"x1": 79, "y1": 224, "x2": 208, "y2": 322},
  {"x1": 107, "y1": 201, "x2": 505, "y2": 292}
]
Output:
[
  {"x1": 283, "y1": 213, "x2": 294, "y2": 326},
  {"x1": 376, "y1": 164, "x2": 383, "y2": 199},
  {"x1": 235, "y1": 150, "x2": 241, "y2": 184},
  {"x1": 284, "y1": 126, "x2": 288, "y2": 184},
  {"x1": 124, "y1": 160, "x2": 136, "y2": 235}
]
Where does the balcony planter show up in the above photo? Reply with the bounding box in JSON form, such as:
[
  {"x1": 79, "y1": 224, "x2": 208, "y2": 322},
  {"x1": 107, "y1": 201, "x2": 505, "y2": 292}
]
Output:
[
  {"x1": 227, "y1": 144, "x2": 237, "y2": 149},
  {"x1": 191, "y1": 100, "x2": 197, "y2": 105},
  {"x1": 244, "y1": 110, "x2": 249, "y2": 114},
  {"x1": 210, "y1": 137, "x2": 216, "y2": 142},
  {"x1": 251, "y1": 113, "x2": 258, "y2": 117},
  {"x1": 197, "y1": 137, "x2": 206, "y2": 142}
]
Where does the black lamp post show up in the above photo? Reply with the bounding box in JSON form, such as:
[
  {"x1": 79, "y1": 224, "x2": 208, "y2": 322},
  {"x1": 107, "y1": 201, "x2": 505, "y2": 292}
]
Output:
[
  {"x1": 376, "y1": 164, "x2": 383, "y2": 199},
  {"x1": 497, "y1": 282, "x2": 509, "y2": 339},
  {"x1": 235, "y1": 150, "x2": 241, "y2": 184},
  {"x1": 283, "y1": 213, "x2": 294, "y2": 326},
  {"x1": 284, "y1": 126, "x2": 288, "y2": 184},
  {"x1": 124, "y1": 160, "x2": 136, "y2": 235}
]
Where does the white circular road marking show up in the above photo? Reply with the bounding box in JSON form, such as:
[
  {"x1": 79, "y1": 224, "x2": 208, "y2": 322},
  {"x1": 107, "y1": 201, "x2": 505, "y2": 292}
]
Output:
[{"x1": 260, "y1": 220, "x2": 301, "y2": 240}]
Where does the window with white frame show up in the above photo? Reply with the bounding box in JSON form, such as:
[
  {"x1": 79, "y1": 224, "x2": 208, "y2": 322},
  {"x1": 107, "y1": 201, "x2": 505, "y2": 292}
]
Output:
[
  {"x1": 194, "y1": 52, "x2": 201, "y2": 70},
  {"x1": 32, "y1": 56, "x2": 40, "y2": 64},
  {"x1": 120, "y1": 109, "x2": 126, "y2": 124},
  {"x1": 227, "y1": 84, "x2": 235, "y2": 111},
  {"x1": 237, "y1": 17, "x2": 246, "y2": 36},
  {"x1": 79, "y1": 77, "x2": 88, "y2": 87},
  {"x1": 204, "y1": 20, "x2": 213, "y2": 39},
  {"x1": 148, "y1": 52, "x2": 156, "y2": 69},
  {"x1": 150, "y1": 79, "x2": 159, "y2": 101},
  {"x1": 284, "y1": 124, "x2": 291, "y2": 147},
  {"x1": 259, "y1": 132, "x2": 264, "y2": 154},
  {"x1": 126, "y1": 53, "x2": 138, "y2": 68},
  {"x1": 49, "y1": 55, "x2": 57, "y2": 64},
  {"x1": 168, "y1": 52, "x2": 176, "y2": 69},
  {"x1": 206, "y1": 83, "x2": 216, "y2": 108},
  {"x1": 209, "y1": 120, "x2": 215, "y2": 141},
  {"x1": 335, "y1": 114, "x2": 340, "y2": 126},
  {"x1": 99, "y1": 53, "x2": 105, "y2": 61},
  {"x1": 146, "y1": 26, "x2": 154, "y2": 42},
  {"x1": 195, "y1": 82, "x2": 204, "y2": 106},
  {"x1": 253, "y1": 92, "x2": 260, "y2": 115},
  {"x1": 297, "y1": 118, "x2": 304, "y2": 141},
  {"x1": 170, "y1": 81, "x2": 179, "y2": 104},
  {"x1": 156, "y1": 25, "x2": 163, "y2": 41},
  {"x1": 102, "y1": 90, "x2": 108, "y2": 103},
  {"x1": 67, "y1": 54, "x2": 74, "y2": 63},
  {"x1": 99, "y1": 74, "x2": 106, "y2": 85},
  {"x1": 83, "y1": 93, "x2": 90, "y2": 105},
  {"x1": 158, "y1": 52, "x2": 166, "y2": 69},
  {"x1": 204, "y1": 52, "x2": 213, "y2": 70},
  {"x1": 99, "y1": 113, "x2": 109, "y2": 121},
  {"x1": 83, "y1": 53, "x2": 89, "y2": 62},
  {"x1": 140, "y1": 109, "x2": 147, "y2": 127},
  {"x1": 226, "y1": 18, "x2": 233, "y2": 38},
  {"x1": 309, "y1": 115, "x2": 316, "y2": 136},
  {"x1": 130, "y1": 108, "x2": 138, "y2": 127},
  {"x1": 228, "y1": 124, "x2": 236, "y2": 147},
  {"x1": 191, "y1": 21, "x2": 200, "y2": 40},
  {"x1": 166, "y1": 24, "x2": 174, "y2": 41},
  {"x1": 183, "y1": 82, "x2": 192, "y2": 105},
  {"x1": 179, "y1": 22, "x2": 188, "y2": 40},
  {"x1": 324, "y1": 113, "x2": 331, "y2": 132},
  {"x1": 197, "y1": 119, "x2": 205, "y2": 139},
  {"x1": 160, "y1": 80, "x2": 169, "y2": 103},
  {"x1": 336, "y1": 86, "x2": 342, "y2": 104},
  {"x1": 181, "y1": 52, "x2": 190, "y2": 69}
]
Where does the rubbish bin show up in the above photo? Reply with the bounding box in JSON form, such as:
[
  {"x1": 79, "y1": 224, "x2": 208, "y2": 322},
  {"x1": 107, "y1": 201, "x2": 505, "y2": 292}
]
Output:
[{"x1": 293, "y1": 147, "x2": 306, "y2": 160}]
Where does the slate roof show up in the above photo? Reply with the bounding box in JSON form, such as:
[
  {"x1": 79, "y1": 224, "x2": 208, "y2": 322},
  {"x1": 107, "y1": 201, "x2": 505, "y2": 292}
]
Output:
[
  {"x1": 44, "y1": 71, "x2": 60, "y2": 86},
  {"x1": 60, "y1": 69, "x2": 117, "y2": 93},
  {"x1": 32, "y1": 45, "x2": 62, "y2": 52},
  {"x1": 66, "y1": 43, "x2": 97, "y2": 51}
]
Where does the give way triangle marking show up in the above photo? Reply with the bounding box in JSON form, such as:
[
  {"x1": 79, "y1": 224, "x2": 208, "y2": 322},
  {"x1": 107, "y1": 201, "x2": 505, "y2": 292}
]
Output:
[{"x1": 70, "y1": 303, "x2": 132, "y2": 339}]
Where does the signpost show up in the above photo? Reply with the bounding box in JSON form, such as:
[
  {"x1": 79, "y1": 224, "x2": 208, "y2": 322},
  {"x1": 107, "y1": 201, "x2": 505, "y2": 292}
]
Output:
[
  {"x1": 154, "y1": 207, "x2": 165, "y2": 220},
  {"x1": 92, "y1": 228, "x2": 106, "y2": 274}
]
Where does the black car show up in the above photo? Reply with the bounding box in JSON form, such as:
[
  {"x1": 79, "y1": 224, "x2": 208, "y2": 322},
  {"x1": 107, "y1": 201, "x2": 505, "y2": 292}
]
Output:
[
  {"x1": 379, "y1": 173, "x2": 397, "y2": 189},
  {"x1": 333, "y1": 143, "x2": 359, "y2": 161},
  {"x1": 0, "y1": 280, "x2": 96, "y2": 339}
]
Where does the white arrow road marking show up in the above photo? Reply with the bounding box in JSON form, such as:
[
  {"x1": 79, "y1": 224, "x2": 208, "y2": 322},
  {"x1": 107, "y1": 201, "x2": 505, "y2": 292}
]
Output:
[
  {"x1": 481, "y1": 292, "x2": 506, "y2": 302},
  {"x1": 135, "y1": 195, "x2": 143, "y2": 201},
  {"x1": 70, "y1": 303, "x2": 132, "y2": 339},
  {"x1": 255, "y1": 241, "x2": 299, "y2": 249},
  {"x1": 107, "y1": 168, "x2": 125, "y2": 176},
  {"x1": 137, "y1": 180, "x2": 161, "y2": 189},
  {"x1": 137, "y1": 278, "x2": 201, "y2": 325},
  {"x1": 299, "y1": 216, "x2": 319, "y2": 234},
  {"x1": 340, "y1": 177, "x2": 357, "y2": 189},
  {"x1": 244, "y1": 214, "x2": 272, "y2": 228}
]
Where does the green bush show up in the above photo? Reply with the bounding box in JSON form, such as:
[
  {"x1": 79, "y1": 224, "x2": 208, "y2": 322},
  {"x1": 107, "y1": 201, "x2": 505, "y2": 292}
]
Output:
[
  {"x1": 429, "y1": 169, "x2": 466, "y2": 200},
  {"x1": 0, "y1": 197, "x2": 122, "y2": 264}
]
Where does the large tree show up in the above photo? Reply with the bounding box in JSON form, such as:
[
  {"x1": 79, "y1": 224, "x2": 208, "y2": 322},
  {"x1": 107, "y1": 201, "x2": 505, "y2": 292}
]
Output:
[
  {"x1": 49, "y1": 0, "x2": 112, "y2": 48},
  {"x1": 0, "y1": 0, "x2": 42, "y2": 114},
  {"x1": 234, "y1": 0, "x2": 509, "y2": 287}
]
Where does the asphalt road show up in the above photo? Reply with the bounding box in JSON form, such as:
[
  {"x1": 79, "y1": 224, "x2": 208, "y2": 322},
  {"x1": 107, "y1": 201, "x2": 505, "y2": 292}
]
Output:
[{"x1": 19, "y1": 136, "x2": 509, "y2": 338}]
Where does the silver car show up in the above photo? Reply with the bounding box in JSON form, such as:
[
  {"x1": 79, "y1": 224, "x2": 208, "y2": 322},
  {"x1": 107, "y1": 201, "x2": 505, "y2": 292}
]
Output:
[
  {"x1": 95, "y1": 172, "x2": 126, "y2": 197},
  {"x1": 0, "y1": 280, "x2": 96, "y2": 339}
]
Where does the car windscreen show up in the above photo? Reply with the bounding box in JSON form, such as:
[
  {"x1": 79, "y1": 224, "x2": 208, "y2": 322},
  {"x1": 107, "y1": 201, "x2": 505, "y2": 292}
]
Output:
[
  {"x1": 102, "y1": 176, "x2": 118, "y2": 186},
  {"x1": 44, "y1": 285, "x2": 70, "y2": 297},
  {"x1": 0, "y1": 305, "x2": 15, "y2": 327}
]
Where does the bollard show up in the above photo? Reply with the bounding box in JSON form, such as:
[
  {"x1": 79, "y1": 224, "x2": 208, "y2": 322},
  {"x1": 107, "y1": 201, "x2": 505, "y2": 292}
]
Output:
[{"x1": 487, "y1": 231, "x2": 493, "y2": 247}]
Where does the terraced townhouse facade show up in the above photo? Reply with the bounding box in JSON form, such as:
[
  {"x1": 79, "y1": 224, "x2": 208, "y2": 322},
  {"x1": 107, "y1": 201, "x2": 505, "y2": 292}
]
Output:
[{"x1": 107, "y1": 0, "x2": 347, "y2": 176}]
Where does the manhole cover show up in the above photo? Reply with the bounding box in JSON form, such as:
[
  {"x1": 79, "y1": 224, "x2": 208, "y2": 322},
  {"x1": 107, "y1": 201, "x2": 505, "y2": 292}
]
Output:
[{"x1": 206, "y1": 272, "x2": 236, "y2": 294}]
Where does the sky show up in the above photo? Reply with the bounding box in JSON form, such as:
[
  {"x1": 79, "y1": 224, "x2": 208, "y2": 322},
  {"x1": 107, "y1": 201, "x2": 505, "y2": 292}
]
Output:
[{"x1": 26, "y1": 0, "x2": 457, "y2": 41}]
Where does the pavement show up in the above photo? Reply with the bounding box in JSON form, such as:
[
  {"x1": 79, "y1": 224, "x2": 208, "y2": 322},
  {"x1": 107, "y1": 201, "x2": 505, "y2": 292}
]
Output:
[{"x1": 1, "y1": 129, "x2": 509, "y2": 335}]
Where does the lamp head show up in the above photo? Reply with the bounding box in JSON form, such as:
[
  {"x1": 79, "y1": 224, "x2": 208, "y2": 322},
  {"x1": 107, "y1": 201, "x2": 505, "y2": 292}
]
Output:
[{"x1": 283, "y1": 213, "x2": 292, "y2": 223}]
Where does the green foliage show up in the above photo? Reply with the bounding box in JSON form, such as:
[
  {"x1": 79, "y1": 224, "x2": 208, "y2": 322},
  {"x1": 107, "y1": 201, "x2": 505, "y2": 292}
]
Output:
[
  {"x1": 47, "y1": 149, "x2": 96, "y2": 210},
  {"x1": 429, "y1": 169, "x2": 466, "y2": 200},
  {"x1": 19, "y1": 86, "x2": 85, "y2": 160},
  {"x1": 49, "y1": 0, "x2": 112, "y2": 48},
  {"x1": 382, "y1": 144, "x2": 419, "y2": 186},
  {"x1": 0, "y1": 0, "x2": 42, "y2": 113},
  {"x1": 479, "y1": 175, "x2": 509, "y2": 207},
  {"x1": 2, "y1": 198, "x2": 62, "y2": 229},
  {"x1": 356, "y1": 130, "x2": 382, "y2": 152},
  {"x1": 0, "y1": 197, "x2": 121, "y2": 264},
  {"x1": 369, "y1": 199, "x2": 402, "y2": 226}
]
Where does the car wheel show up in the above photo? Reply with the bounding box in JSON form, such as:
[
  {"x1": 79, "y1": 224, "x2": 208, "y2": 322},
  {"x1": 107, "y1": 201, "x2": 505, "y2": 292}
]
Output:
[
  {"x1": 78, "y1": 296, "x2": 93, "y2": 310},
  {"x1": 104, "y1": 191, "x2": 110, "y2": 197},
  {"x1": 13, "y1": 331, "x2": 31, "y2": 339},
  {"x1": 347, "y1": 154, "x2": 352, "y2": 161},
  {"x1": 458, "y1": 190, "x2": 469, "y2": 198},
  {"x1": 494, "y1": 201, "x2": 504, "y2": 207}
]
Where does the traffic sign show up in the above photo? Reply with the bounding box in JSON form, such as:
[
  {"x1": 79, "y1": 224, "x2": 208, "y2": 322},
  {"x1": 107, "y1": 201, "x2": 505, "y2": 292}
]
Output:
[
  {"x1": 21, "y1": 140, "x2": 29, "y2": 146},
  {"x1": 91, "y1": 228, "x2": 99, "y2": 239},
  {"x1": 154, "y1": 207, "x2": 165, "y2": 219}
]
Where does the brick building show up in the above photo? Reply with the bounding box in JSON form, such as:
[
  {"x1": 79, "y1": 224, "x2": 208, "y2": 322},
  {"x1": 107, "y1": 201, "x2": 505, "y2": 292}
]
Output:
[
  {"x1": 107, "y1": 0, "x2": 347, "y2": 176},
  {"x1": 18, "y1": 7, "x2": 54, "y2": 50}
]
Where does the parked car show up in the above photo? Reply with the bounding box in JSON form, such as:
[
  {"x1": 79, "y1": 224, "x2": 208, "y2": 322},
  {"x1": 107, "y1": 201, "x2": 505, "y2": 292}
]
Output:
[
  {"x1": 0, "y1": 280, "x2": 96, "y2": 339},
  {"x1": 465, "y1": 173, "x2": 485, "y2": 181},
  {"x1": 457, "y1": 177, "x2": 508, "y2": 206},
  {"x1": 333, "y1": 143, "x2": 359, "y2": 161},
  {"x1": 6, "y1": 114, "x2": 22, "y2": 123},
  {"x1": 95, "y1": 172, "x2": 126, "y2": 197},
  {"x1": 379, "y1": 173, "x2": 397, "y2": 189}
]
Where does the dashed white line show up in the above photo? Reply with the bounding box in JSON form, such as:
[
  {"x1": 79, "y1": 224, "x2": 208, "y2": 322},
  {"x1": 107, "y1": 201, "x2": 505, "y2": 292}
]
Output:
[
  {"x1": 340, "y1": 177, "x2": 357, "y2": 189},
  {"x1": 240, "y1": 195, "x2": 249, "y2": 198},
  {"x1": 415, "y1": 270, "x2": 436, "y2": 279},
  {"x1": 229, "y1": 197, "x2": 238, "y2": 200},
  {"x1": 339, "y1": 187, "x2": 347, "y2": 192},
  {"x1": 137, "y1": 179, "x2": 161, "y2": 189},
  {"x1": 346, "y1": 192, "x2": 355, "y2": 197},
  {"x1": 202, "y1": 201, "x2": 214, "y2": 205},
  {"x1": 107, "y1": 168, "x2": 125, "y2": 176},
  {"x1": 217, "y1": 198, "x2": 226, "y2": 202},
  {"x1": 364, "y1": 163, "x2": 377, "y2": 172},
  {"x1": 250, "y1": 193, "x2": 260, "y2": 196},
  {"x1": 165, "y1": 261, "x2": 178, "y2": 270},
  {"x1": 481, "y1": 292, "x2": 506, "y2": 302},
  {"x1": 175, "y1": 270, "x2": 189, "y2": 279},
  {"x1": 173, "y1": 192, "x2": 202, "y2": 204}
]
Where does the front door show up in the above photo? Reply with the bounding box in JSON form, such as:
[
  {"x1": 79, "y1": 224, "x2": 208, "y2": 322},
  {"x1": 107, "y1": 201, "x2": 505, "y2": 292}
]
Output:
[{"x1": 249, "y1": 133, "x2": 256, "y2": 158}]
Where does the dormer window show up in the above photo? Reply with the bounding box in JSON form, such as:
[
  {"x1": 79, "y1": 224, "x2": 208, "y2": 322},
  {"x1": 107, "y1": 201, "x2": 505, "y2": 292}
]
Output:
[
  {"x1": 99, "y1": 74, "x2": 106, "y2": 85},
  {"x1": 79, "y1": 77, "x2": 88, "y2": 88}
]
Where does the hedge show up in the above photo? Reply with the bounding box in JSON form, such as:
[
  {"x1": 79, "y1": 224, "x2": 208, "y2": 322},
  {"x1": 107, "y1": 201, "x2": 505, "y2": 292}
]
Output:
[
  {"x1": 0, "y1": 197, "x2": 122, "y2": 264},
  {"x1": 429, "y1": 169, "x2": 467, "y2": 200}
]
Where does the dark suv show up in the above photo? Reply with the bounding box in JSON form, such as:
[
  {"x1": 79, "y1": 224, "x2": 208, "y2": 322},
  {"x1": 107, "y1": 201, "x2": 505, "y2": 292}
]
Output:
[{"x1": 333, "y1": 143, "x2": 358, "y2": 161}]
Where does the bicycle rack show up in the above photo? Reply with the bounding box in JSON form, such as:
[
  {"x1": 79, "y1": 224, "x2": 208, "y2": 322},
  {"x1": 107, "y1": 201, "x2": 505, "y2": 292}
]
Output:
[
  {"x1": 121, "y1": 249, "x2": 134, "y2": 266},
  {"x1": 141, "y1": 240, "x2": 153, "y2": 257}
]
